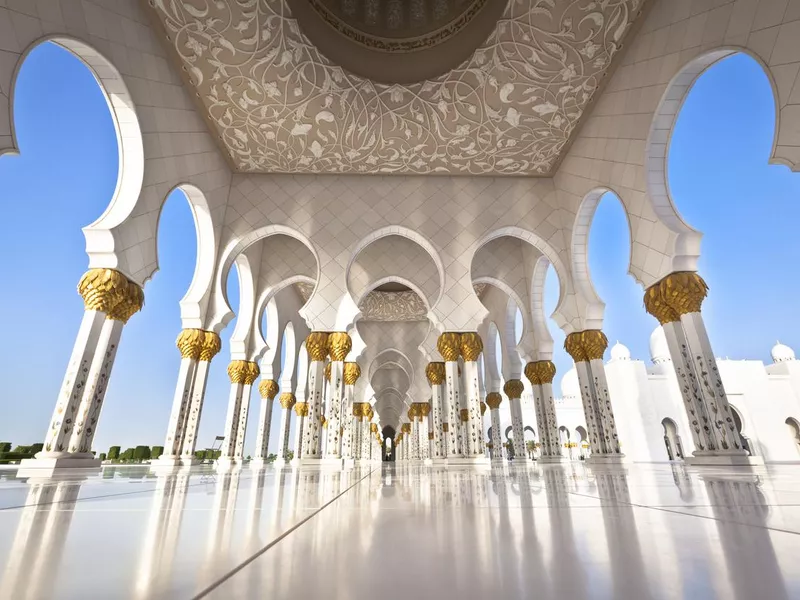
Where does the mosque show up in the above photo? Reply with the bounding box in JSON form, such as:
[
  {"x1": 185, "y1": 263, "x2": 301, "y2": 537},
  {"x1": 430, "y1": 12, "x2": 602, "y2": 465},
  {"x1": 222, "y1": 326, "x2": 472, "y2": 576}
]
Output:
[{"x1": 3, "y1": 0, "x2": 800, "y2": 598}]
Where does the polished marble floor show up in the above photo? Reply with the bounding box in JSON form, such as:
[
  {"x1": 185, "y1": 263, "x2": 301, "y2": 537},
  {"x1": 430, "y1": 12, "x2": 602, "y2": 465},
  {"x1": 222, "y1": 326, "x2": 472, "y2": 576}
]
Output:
[{"x1": 0, "y1": 461, "x2": 799, "y2": 599}]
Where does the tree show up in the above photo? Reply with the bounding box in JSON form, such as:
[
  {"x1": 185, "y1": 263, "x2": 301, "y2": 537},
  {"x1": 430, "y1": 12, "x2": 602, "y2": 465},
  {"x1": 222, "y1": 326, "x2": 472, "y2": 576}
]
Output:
[
  {"x1": 151, "y1": 446, "x2": 164, "y2": 460},
  {"x1": 0, "y1": 442, "x2": 11, "y2": 453},
  {"x1": 120, "y1": 448, "x2": 135, "y2": 461},
  {"x1": 30, "y1": 443, "x2": 43, "y2": 454},
  {"x1": 98, "y1": 453, "x2": 107, "y2": 461},
  {"x1": 108, "y1": 446, "x2": 121, "y2": 460},
  {"x1": 133, "y1": 446, "x2": 151, "y2": 461},
  {"x1": 195, "y1": 450, "x2": 206, "y2": 461}
]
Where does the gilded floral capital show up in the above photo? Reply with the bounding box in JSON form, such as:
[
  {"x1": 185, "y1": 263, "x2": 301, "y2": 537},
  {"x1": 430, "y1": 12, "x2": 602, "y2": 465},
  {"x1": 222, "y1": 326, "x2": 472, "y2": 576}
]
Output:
[
  {"x1": 459, "y1": 408, "x2": 469, "y2": 422},
  {"x1": 306, "y1": 332, "x2": 329, "y2": 362},
  {"x1": 327, "y1": 331, "x2": 352, "y2": 361},
  {"x1": 106, "y1": 280, "x2": 145, "y2": 323},
  {"x1": 258, "y1": 378, "x2": 279, "y2": 399},
  {"x1": 564, "y1": 332, "x2": 587, "y2": 362},
  {"x1": 533, "y1": 360, "x2": 556, "y2": 384},
  {"x1": 581, "y1": 331, "x2": 608, "y2": 361},
  {"x1": 324, "y1": 362, "x2": 331, "y2": 382},
  {"x1": 243, "y1": 362, "x2": 261, "y2": 385},
  {"x1": 227, "y1": 360, "x2": 250, "y2": 384},
  {"x1": 480, "y1": 401, "x2": 487, "y2": 416},
  {"x1": 279, "y1": 392, "x2": 296, "y2": 409},
  {"x1": 343, "y1": 362, "x2": 361, "y2": 385},
  {"x1": 503, "y1": 379, "x2": 524, "y2": 399},
  {"x1": 459, "y1": 332, "x2": 483, "y2": 361},
  {"x1": 425, "y1": 362, "x2": 446, "y2": 385},
  {"x1": 78, "y1": 268, "x2": 129, "y2": 314},
  {"x1": 661, "y1": 271, "x2": 708, "y2": 316},
  {"x1": 416, "y1": 403, "x2": 431, "y2": 417},
  {"x1": 523, "y1": 362, "x2": 540, "y2": 385},
  {"x1": 176, "y1": 328, "x2": 205, "y2": 360},
  {"x1": 407, "y1": 405, "x2": 417, "y2": 420},
  {"x1": 370, "y1": 423, "x2": 378, "y2": 434},
  {"x1": 643, "y1": 285, "x2": 680, "y2": 325},
  {"x1": 320, "y1": 415, "x2": 328, "y2": 428},
  {"x1": 402, "y1": 423, "x2": 411, "y2": 434},
  {"x1": 199, "y1": 331, "x2": 222, "y2": 362},
  {"x1": 294, "y1": 401, "x2": 309, "y2": 417},
  {"x1": 352, "y1": 402, "x2": 364, "y2": 417},
  {"x1": 485, "y1": 392, "x2": 502, "y2": 409},
  {"x1": 437, "y1": 332, "x2": 462, "y2": 362}
]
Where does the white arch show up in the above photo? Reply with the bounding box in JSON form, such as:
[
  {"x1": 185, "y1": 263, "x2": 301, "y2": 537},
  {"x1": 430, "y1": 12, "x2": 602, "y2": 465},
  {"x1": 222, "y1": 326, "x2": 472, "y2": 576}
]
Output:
[
  {"x1": 5, "y1": 37, "x2": 145, "y2": 277},
  {"x1": 346, "y1": 226, "x2": 446, "y2": 308},
  {"x1": 229, "y1": 253, "x2": 257, "y2": 360},
  {"x1": 255, "y1": 275, "x2": 316, "y2": 347},
  {"x1": 368, "y1": 348, "x2": 415, "y2": 386},
  {"x1": 353, "y1": 276, "x2": 432, "y2": 310},
  {"x1": 484, "y1": 321, "x2": 502, "y2": 384},
  {"x1": 280, "y1": 322, "x2": 297, "y2": 383},
  {"x1": 529, "y1": 256, "x2": 554, "y2": 360},
  {"x1": 295, "y1": 341, "x2": 309, "y2": 401}
]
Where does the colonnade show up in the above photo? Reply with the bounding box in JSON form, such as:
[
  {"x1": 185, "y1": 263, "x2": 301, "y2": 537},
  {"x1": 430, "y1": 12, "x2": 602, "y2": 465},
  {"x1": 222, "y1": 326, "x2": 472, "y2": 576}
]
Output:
[{"x1": 23, "y1": 267, "x2": 754, "y2": 471}]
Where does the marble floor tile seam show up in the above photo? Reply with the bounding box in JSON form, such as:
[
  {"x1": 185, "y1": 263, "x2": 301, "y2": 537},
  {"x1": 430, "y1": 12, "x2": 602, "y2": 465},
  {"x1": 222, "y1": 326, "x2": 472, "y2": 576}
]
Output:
[{"x1": 192, "y1": 467, "x2": 378, "y2": 600}]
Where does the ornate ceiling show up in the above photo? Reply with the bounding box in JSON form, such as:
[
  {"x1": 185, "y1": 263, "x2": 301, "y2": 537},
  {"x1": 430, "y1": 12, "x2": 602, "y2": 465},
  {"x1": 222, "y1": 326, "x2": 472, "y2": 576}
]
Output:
[{"x1": 147, "y1": 0, "x2": 647, "y2": 175}]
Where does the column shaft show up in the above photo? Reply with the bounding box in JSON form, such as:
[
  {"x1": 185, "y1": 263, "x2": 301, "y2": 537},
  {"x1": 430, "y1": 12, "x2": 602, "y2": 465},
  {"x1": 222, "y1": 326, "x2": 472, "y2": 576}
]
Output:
[
  {"x1": 180, "y1": 360, "x2": 211, "y2": 459},
  {"x1": 324, "y1": 361, "x2": 345, "y2": 458},
  {"x1": 508, "y1": 398, "x2": 526, "y2": 460},
  {"x1": 431, "y1": 384, "x2": 446, "y2": 459},
  {"x1": 462, "y1": 360, "x2": 483, "y2": 457},
  {"x1": 302, "y1": 360, "x2": 325, "y2": 459},
  {"x1": 253, "y1": 395, "x2": 275, "y2": 461},
  {"x1": 221, "y1": 383, "x2": 245, "y2": 460},
  {"x1": 490, "y1": 408, "x2": 502, "y2": 461},
  {"x1": 588, "y1": 358, "x2": 622, "y2": 455},
  {"x1": 233, "y1": 383, "x2": 254, "y2": 460},
  {"x1": 444, "y1": 362, "x2": 460, "y2": 457},
  {"x1": 574, "y1": 360, "x2": 605, "y2": 455},
  {"x1": 277, "y1": 405, "x2": 292, "y2": 462},
  {"x1": 162, "y1": 358, "x2": 197, "y2": 458}
]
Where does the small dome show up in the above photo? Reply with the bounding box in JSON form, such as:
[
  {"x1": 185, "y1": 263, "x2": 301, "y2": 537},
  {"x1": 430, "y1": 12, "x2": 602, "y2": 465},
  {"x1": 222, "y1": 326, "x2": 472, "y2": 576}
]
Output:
[
  {"x1": 610, "y1": 342, "x2": 631, "y2": 361},
  {"x1": 650, "y1": 327, "x2": 671, "y2": 364},
  {"x1": 772, "y1": 341, "x2": 795, "y2": 363},
  {"x1": 560, "y1": 367, "x2": 579, "y2": 399}
]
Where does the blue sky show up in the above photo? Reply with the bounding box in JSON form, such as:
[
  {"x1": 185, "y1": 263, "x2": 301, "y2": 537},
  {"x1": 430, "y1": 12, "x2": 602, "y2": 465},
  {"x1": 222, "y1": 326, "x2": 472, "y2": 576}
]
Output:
[{"x1": 1, "y1": 44, "x2": 798, "y2": 451}]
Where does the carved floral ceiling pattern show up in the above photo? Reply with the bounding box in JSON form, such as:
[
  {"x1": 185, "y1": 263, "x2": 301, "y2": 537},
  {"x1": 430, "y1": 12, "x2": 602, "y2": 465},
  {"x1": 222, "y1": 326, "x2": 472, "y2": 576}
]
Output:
[{"x1": 149, "y1": 0, "x2": 645, "y2": 175}]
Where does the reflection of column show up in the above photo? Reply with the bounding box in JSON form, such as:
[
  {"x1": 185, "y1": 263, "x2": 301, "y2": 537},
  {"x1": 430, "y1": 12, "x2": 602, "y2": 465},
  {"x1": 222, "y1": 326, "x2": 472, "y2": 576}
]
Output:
[
  {"x1": 0, "y1": 478, "x2": 85, "y2": 598},
  {"x1": 32, "y1": 269, "x2": 143, "y2": 467},
  {"x1": 179, "y1": 333, "x2": 221, "y2": 463},
  {"x1": 293, "y1": 401, "x2": 308, "y2": 460},
  {"x1": 160, "y1": 329, "x2": 202, "y2": 462},
  {"x1": 220, "y1": 361, "x2": 249, "y2": 464},
  {"x1": 644, "y1": 273, "x2": 754, "y2": 465},
  {"x1": 504, "y1": 379, "x2": 527, "y2": 461},
  {"x1": 525, "y1": 360, "x2": 563, "y2": 462},
  {"x1": 325, "y1": 333, "x2": 351, "y2": 460},
  {"x1": 486, "y1": 392, "x2": 503, "y2": 462},
  {"x1": 426, "y1": 363, "x2": 447, "y2": 460},
  {"x1": 302, "y1": 332, "x2": 329, "y2": 460},
  {"x1": 234, "y1": 363, "x2": 260, "y2": 461},
  {"x1": 341, "y1": 363, "x2": 361, "y2": 462},
  {"x1": 276, "y1": 392, "x2": 296, "y2": 464},
  {"x1": 565, "y1": 331, "x2": 623, "y2": 462},
  {"x1": 544, "y1": 467, "x2": 586, "y2": 598},
  {"x1": 438, "y1": 333, "x2": 461, "y2": 458},
  {"x1": 460, "y1": 333, "x2": 485, "y2": 458},
  {"x1": 252, "y1": 378, "x2": 278, "y2": 464}
]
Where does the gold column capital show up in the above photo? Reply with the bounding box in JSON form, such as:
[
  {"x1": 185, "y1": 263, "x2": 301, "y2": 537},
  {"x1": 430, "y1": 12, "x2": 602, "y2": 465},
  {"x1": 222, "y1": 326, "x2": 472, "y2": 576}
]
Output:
[
  {"x1": 243, "y1": 362, "x2": 261, "y2": 385},
  {"x1": 306, "y1": 332, "x2": 329, "y2": 361},
  {"x1": 294, "y1": 401, "x2": 309, "y2": 417},
  {"x1": 370, "y1": 423, "x2": 378, "y2": 434},
  {"x1": 645, "y1": 271, "x2": 708, "y2": 323},
  {"x1": 106, "y1": 280, "x2": 144, "y2": 323},
  {"x1": 327, "y1": 331, "x2": 352, "y2": 361},
  {"x1": 523, "y1": 362, "x2": 540, "y2": 385},
  {"x1": 564, "y1": 332, "x2": 587, "y2": 362},
  {"x1": 425, "y1": 362, "x2": 446, "y2": 385},
  {"x1": 526, "y1": 360, "x2": 556, "y2": 385},
  {"x1": 352, "y1": 402, "x2": 363, "y2": 417},
  {"x1": 78, "y1": 268, "x2": 135, "y2": 316},
  {"x1": 503, "y1": 379, "x2": 524, "y2": 399},
  {"x1": 643, "y1": 284, "x2": 680, "y2": 325},
  {"x1": 199, "y1": 331, "x2": 221, "y2": 362},
  {"x1": 480, "y1": 401, "x2": 487, "y2": 416},
  {"x1": 407, "y1": 405, "x2": 417, "y2": 420},
  {"x1": 176, "y1": 328, "x2": 204, "y2": 360},
  {"x1": 402, "y1": 423, "x2": 411, "y2": 434},
  {"x1": 437, "y1": 332, "x2": 462, "y2": 362},
  {"x1": 343, "y1": 362, "x2": 362, "y2": 385},
  {"x1": 320, "y1": 415, "x2": 328, "y2": 428},
  {"x1": 279, "y1": 392, "x2": 296, "y2": 409},
  {"x1": 485, "y1": 392, "x2": 503, "y2": 409},
  {"x1": 459, "y1": 408, "x2": 469, "y2": 423},
  {"x1": 258, "y1": 378, "x2": 279, "y2": 399},
  {"x1": 565, "y1": 331, "x2": 607, "y2": 362},
  {"x1": 416, "y1": 402, "x2": 431, "y2": 417},
  {"x1": 324, "y1": 362, "x2": 331, "y2": 382},
  {"x1": 459, "y1": 332, "x2": 483, "y2": 361},
  {"x1": 227, "y1": 360, "x2": 250, "y2": 384}
]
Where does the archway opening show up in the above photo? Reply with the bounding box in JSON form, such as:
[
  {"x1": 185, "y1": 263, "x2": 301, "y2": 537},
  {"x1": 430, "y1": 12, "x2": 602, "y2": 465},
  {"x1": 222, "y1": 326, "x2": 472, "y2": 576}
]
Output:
[
  {"x1": 661, "y1": 417, "x2": 684, "y2": 461},
  {"x1": 785, "y1": 418, "x2": 800, "y2": 456}
]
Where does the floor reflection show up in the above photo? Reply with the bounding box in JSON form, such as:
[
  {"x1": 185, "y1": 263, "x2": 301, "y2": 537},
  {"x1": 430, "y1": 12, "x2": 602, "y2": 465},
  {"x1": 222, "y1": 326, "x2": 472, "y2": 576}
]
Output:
[{"x1": 0, "y1": 462, "x2": 798, "y2": 599}]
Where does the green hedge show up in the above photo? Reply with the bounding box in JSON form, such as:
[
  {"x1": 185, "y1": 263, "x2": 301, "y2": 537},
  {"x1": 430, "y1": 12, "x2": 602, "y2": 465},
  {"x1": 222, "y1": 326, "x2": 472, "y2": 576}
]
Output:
[
  {"x1": 133, "y1": 446, "x2": 151, "y2": 461},
  {"x1": 98, "y1": 453, "x2": 107, "y2": 461},
  {"x1": 0, "y1": 442, "x2": 11, "y2": 453},
  {"x1": 108, "y1": 446, "x2": 121, "y2": 460},
  {"x1": 151, "y1": 446, "x2": 164, "y2": 459},
  {"x1": 120, "y1": 448, "x2": 135, "y2": 461}
]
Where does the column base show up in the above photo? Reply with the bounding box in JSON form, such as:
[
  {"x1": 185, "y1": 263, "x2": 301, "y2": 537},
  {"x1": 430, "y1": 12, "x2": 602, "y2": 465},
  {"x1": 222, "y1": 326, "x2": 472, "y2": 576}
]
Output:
[
  {"x1": 249, "y1": 458, "x2": 271, "y2": 469},
  {"x1": 446, "y1": 457, "x2": 490, "y2": 467},
  {"x1": 18, "y1": 457, "x2": 101, "y2": 473},
  {"x1": 538, "y1": 455, "x2": 566, "y2": 464},
  {"x1": 215, "y1": 457, "x2": 240, "y2": 470},
  {"x1": 586, "y1": 454, "x2": 626, "y2": 465},
  {"x1": 685, "y1": 452, "x2": 764, "y2": 467},
  {"x1": 149, "y1": 456, "x2": 184, "y2": 469}
]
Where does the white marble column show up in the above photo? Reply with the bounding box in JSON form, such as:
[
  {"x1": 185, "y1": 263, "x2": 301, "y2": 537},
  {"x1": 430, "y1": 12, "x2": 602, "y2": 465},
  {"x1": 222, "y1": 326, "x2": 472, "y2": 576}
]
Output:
[
  {"x1": 31, "y1": 269, "x2": 143, "y2": 469},
  {"x1": 426, "y1": 363, "x2": 447, "y2": 460},
  {"x1": 293, "y1": 401, "x2": 308, "y2": 461},
  {"x1": 325, "y1": 333, "x2": 351, "y2": 459},
  {"x1": 276, "y1": 392, "x2": 295, "y2": 464},
  {"x1": 219, "y1": 361, "x2": 249, "y2": 465},
  {"x1": 419, "y1": 404, "x2": 431, "y2": 461},
  {"x1": 159, "y1": 329, "x2": 203, "y2": 463},
  {"x1": 504, "y1": 379, "x2": 527, "y2": 462},
  {"x1": 410, "y1": 408, "x2": 420, "y2": 460},
  {"x1": 486, "y1": 392, "x2": 503, "y2": 462},
  {"x1": 301, "y1": 332, "x2": 329, "y2": 461},
  {"x1": 361, "y1": 414, "x2": 372, "y2": 461},
  {"x1": 352, "y1": 409, "x2": 363, "y2": 460},
  {"x1": 644, "y1": 273, "x2": 753, "y2": 465},
  {"x1": 342, "y1": 362, "x2": 362, "y2": 462},
  {"x1": 438, "y1": 333, "x2": 462, "y2": 458},
  {"x1": 233, "y1": 363, "x2": 259, "y2": 462},
  {"x1": 179, "y1": 337, "x2": 219, "y2": 464},
  {"x1": 460, "y1": 333, "x2": 485, "y2": 458},
  {"x1": 252, "y1": 378, "x2": 277, "y2": 465},
  {"x1": 525, "y1": 361, "x2": 563, "y2": 462}
]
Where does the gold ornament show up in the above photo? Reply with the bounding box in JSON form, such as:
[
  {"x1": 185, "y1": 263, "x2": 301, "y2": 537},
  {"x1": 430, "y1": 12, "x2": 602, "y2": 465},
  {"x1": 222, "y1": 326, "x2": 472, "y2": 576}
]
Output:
[
  {"x1": 418, "y1": 403, "x2": 431, "y2": 417},
  {"x1": 352, "y1": 402, "x2": 364, "y2": 417},
  {"x1": 243, "y1": 362, "x2": 261, "y2": 385},
  {"x1": 324, "y1": 362, "x2": 331, "y2": 382},
  {"x1": 77, "y1": 268, "x2": 129, "y2": 313},
  {"x1": 306, "y1": 332, "x2": 329, "y2": 361},
  {"x1": 343, "y1": 362, "x2": 361, "y2": 385},
  {"x1": 580, "y1": 331, "x2": 608, "y2": 361},
  {"x1": 503, "y1": 379, "x2": 524, "y2": 399},
  {"x1": 320, "y1": 415, "x2": 328, "y2": 428},
  {"x1": 327, "y1": 332, "x2": 352, "y2": 361},
  {"x1": 661, "y1": 271, "x2": 708, "y2": 316},
  {"x1": 402, "y1": 423, "x2": 411, "y2": 434},
  {"x1": 643, "y1": 284, "x2": 679, "y2": 325},
  {"x1": 227, "y1": 360, "x2": 250, "y2": 384},
  {"x1": 370, "y1": 423, "x2": 378, "y2": 434},
  {"x1": 367, "y1": 406, "x2": 374, "y2": 421},
  {"x1": 437, "y1": 332, "x2": 462, "y2": 362},
  {"x1": 279, "y1": 392, "x2": 296, "y2": 409},
  {"x1": 442, "y1": 423, "x2": 449, "y2": 432},
  {"x1": 485, "y1": 392, "x2": 502, "y2": 409},
  {"x1": 294, "y1": 401, "x2": 309, "y2": 417},
  {"x1": 199, "y1": 331, "x2": 221, "y2": 362},
  {"x1": 480, "y1": 401, "x2": 487, "y2": 416},
  {"x1": 258, "y1": 379, "x2": 279, "y2": 399},
  {"x1": 428, "y1": 431, "x2": 435, "y2": 440},
  {"x1": 425, "y1": 362, "x2": 446, "y2": 385},
  {"x1": 176, "y1": 328, "x2": 204, "y2": 360},
  {"x1": 407, "y1": 405, "x2": 417, "y2": 420},
  {"x1": 106, "y1": 280, "x2": 145, "y2": 323},
  {"x1": 459, "y1": 408, "x2": 469, "y2": 423},
  {"x1": 564, "y1": 332, "x2": 587, "y2": 362},
  {"x1": 460, "y1": 332, "x2": 483, "y2": 361},
  {"x1": 523, "y1": 362, "x2": 540, "y2": 385}
]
